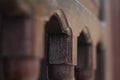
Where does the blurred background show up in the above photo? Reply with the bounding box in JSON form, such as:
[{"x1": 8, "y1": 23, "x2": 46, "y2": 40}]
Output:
[{"x1": 79, "y1": 0, "x2": 120, "y2": 80}]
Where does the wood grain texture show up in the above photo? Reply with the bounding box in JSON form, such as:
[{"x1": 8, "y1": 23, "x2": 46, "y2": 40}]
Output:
[{"x1": 49, "y1": 34, "x2": 72, "y2": 64}]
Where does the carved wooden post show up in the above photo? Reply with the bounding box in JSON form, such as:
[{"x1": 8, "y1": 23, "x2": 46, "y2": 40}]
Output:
[
  {"x1": 48, "y1": 35, "x2": 75, "y2": 80},
  {"x1": 45, "y1": 15, "x2": 75, "y2": 80},
  {"x1": 95, "y1": 43, "x2": 105, "y2": 80},
  {"x1": 75, "y1": 32, "x2": 95, "y2": 80}
]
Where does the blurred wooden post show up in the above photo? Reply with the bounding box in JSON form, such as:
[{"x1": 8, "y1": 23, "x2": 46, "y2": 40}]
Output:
[
  {"x1": 0, "y1": 15, "x2": 42, "y2": 80},
  {"x1": 75, "y1": 32, "x2": 96, "y2": 80}
]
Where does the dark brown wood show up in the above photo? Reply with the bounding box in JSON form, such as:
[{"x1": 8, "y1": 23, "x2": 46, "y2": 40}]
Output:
[
  {"x1": 75, "y1": 32, "x2": 95, "y2": 80},
  {"x1": 48, "y1": 64, "x2": 75, "y2": 80},
  {"x1": 49, "y1": 34, "x2": 72, "y2": 64},
  {"x1": 45, "y1": 13, "x2": 75, "y2": 80},
  {"x1": 47, "y1": 34, "x2": 74, "y2": 80},
  {"x1": 95, "y1": 43, "x2": 105, "y2": 80}
]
